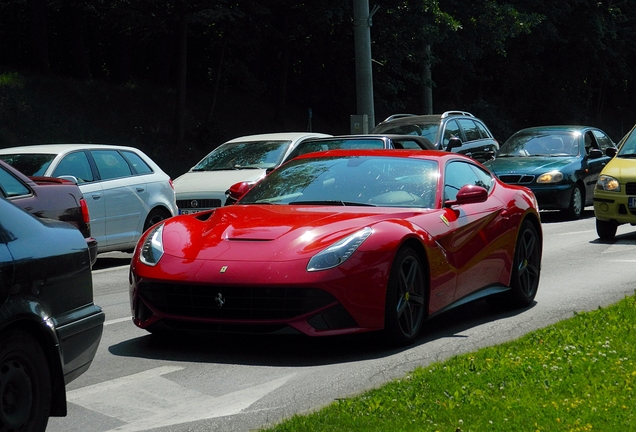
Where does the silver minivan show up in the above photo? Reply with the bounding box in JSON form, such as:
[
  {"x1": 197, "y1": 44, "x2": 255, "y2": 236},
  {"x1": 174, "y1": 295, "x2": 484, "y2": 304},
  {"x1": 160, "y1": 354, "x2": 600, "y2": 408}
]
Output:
[{"x1": 0, "y1": 144, "x2": 177, "y2": 255}]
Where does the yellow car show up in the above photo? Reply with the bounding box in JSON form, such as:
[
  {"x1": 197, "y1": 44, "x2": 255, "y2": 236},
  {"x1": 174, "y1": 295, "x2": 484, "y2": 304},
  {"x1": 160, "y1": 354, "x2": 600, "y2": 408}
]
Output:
[{"x1": 593, "y1": 125, "x2": 636, "y2": 239}]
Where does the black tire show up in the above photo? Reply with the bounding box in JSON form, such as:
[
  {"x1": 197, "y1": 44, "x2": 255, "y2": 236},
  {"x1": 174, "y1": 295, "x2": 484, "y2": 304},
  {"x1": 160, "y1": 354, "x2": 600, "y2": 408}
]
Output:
[
  {"x1": 0, "y1": 329, "x2": 51, "y2": 432},
  {"x1": 596, "y1": 218, "x2": 617, "y2": 240},
  {"x1": 564, "y1": 185, "x2": 584, "y2": 219},
  {"x1": 383, "y1": 247, "x2": 427, "y2": 346},
  {"x1": 143, "y1": 208, "x2": 171, "y2": 232},
  {"x1": 488, "y1": 220, "x2": 541, "y2": 309}
]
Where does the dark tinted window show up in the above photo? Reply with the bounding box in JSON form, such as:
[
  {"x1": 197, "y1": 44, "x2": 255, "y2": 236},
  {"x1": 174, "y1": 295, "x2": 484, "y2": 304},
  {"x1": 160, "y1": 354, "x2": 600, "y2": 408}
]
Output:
[
  {"x1": 0, "y1": 154, "x2": 55, "y2": 176},
  {"x1": 444, "y1": 161, "x2": 493, "y2": 201},
  {"x1": 0, "y1": 166, "x2": 29, "y2": 197},
  {"x1": 92, "y1": 150, "x2": 132, "y2": 180},
  {"x1": 122, "y1": 151, "x2": 153, "y2": 174},
  {"x1": 443, "y1": 120, "x2": 461, "y2": 147},
  {"x1": 53, "y1": 151, "x2": 94, "y2": 183},
  {"x1": 458, "y1": 119, "x2": 481, "y2": 142}
]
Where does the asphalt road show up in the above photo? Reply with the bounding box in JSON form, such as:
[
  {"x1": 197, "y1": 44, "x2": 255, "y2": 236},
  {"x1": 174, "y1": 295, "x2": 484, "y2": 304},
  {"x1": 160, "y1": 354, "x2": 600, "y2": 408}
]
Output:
[{"x1": 46, "y1": 209, "x2": 636, "y2": 432}]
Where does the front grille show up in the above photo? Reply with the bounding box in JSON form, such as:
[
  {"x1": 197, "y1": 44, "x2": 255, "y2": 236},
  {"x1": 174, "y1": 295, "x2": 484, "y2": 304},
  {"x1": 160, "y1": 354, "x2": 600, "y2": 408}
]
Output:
[
  {"x1": 498, "y1": 174, "x2": 535, "y2": 185},
  {"x1": 176, "y1": 198, "x2": 222, "y2": 209},
  {"x1": 626, "y1": 183, "x2": 636, "y2": 195},
  {"x1": 139, "y1": 282, "x2": 336, "y2": 320}
]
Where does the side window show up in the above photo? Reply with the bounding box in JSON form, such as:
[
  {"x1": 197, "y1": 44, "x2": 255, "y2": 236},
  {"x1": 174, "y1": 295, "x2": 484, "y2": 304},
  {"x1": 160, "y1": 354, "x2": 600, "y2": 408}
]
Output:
[
  {"x1": 474, "y1": 121, "x2": 492, "y2": 139},
  {"x1": 457, "y1": 119, "x2": 481, "y2": 142},
  {"x1": 92, "y1": 150, "x2": 132, "y2": 180},
  {"x1": 592, "y1": 130, "x2": 613, "y2": 153},
  {"x1": 444, "y1": 161, "x2": 492, "y2": 201},
  {"x1": 400, "y1": 140, "x2": 424, "y2": 150},
  {"x1": 52, "y1": 151, "x2": 94, "y2": 183},
  {"x1": 0, "y1": 166, "x2": 30, "y2": 197},
  {"x1": 442, "y1": 120, "x2": 461, "y2": 147},
  {"x1": 122, "y1": 151, "x2": 153, "y2": 174},
  {"x1": 584, "y1": 131, "x2": 599, "y2": 154}
]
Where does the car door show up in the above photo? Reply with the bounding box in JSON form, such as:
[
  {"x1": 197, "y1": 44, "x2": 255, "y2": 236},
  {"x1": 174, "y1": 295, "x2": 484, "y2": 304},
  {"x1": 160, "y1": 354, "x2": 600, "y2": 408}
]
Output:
[
  {"x1": 52, "y1": 150, "x2": 107, "y2": 245},
  {"x1": 437, "y1": 160, "x2": 507, "y2": 302},
  {"x1": 582, "y1": 130, "x2": 613, "y2": 204},
  {"x1": 90, "y1": 149, "x2": 147, "y2": 248}
]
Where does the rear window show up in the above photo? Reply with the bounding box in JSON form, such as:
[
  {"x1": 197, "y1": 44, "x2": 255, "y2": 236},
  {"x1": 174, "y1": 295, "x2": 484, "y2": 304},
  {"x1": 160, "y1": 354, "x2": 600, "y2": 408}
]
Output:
[{"x1": 0, "y1": 154, "x2": 56, "y2": 176}]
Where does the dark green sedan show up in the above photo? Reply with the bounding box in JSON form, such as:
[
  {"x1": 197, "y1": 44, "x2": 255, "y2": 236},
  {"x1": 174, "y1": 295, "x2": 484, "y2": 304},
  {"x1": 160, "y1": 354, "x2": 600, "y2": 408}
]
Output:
[{"x1": 484, "y1": 126, "x2": 617, "y2": 219}]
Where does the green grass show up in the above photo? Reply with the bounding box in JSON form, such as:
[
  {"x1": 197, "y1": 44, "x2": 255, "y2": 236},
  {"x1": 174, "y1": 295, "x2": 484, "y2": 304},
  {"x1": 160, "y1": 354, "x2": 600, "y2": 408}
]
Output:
[{"x1": 263, "y1": 294, "x2": 636, "y2": 431}]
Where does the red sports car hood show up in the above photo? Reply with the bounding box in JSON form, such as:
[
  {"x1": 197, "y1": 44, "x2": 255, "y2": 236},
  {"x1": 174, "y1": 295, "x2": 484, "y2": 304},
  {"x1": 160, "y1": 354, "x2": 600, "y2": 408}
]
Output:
[{"x1": 160, "y1": 204, "x2": 430, "y2": 262}]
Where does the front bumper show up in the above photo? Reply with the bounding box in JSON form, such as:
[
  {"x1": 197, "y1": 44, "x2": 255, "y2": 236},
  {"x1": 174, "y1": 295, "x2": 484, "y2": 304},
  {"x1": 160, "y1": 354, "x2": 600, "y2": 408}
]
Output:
[
  {"x1": 593, "y1": 190, "x2": 636, "y2": 224},
  {"x1": 528, "y1": 184, "x2": 573, "y2": 211}
]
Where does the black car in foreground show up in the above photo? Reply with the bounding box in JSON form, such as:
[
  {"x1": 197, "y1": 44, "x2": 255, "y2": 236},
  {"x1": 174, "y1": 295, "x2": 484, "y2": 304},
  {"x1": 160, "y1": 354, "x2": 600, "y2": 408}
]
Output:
[{"x1": 0, "y1": 197, "x2": 104, "y2": 431}]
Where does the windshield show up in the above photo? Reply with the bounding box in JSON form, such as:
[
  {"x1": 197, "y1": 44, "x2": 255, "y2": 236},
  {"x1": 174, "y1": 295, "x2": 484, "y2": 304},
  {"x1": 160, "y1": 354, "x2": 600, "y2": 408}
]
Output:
[
  {"x1": 192, "y1": 140, "x2": 292, "y2": 171},
  {"x1": 285, "y1": 138, "x2": 385, "y2": 162},
  {"x1": 239, "y1": 155, "x2": 439, "y2": 208},
  {"x1": 498, "y1": 131, "x2": 579, "y2": 157},
  {"x1": 617, "y1": 130, "x2": 636, "y2": 158},
  {"x1": 0, "y1": 154, "x2": 56, "y2": 176},
  {"x1": 373, "y1": 123, "x2": 440, "y2": 144}
]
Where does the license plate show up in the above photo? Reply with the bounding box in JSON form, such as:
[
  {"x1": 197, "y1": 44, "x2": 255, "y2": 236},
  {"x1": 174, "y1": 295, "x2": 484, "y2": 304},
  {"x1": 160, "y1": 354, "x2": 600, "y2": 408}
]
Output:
[
  {"x1": 629, "y1": 197, "x2": 636, "y2": 209},
  {"x1": 180, "y1": 209, "x2": 203, "y2": 215}
]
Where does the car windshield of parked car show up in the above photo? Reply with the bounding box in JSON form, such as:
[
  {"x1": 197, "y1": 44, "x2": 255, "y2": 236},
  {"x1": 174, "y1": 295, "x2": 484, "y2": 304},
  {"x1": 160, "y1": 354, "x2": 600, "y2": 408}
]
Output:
[
  {"x1": 239, "y1": 155, "x2": 439, "y2": 208},
  {"x1": 617, "y1": 131, "x2": 636, "y2": 158},
  {"x1": 373, "y1": 122, "x2": 439, "y2": 143},
  {"x1": 497, "y1": 131, "x2": 579, "y2": 157},
  {"x1": 285, "y1": 139, "x2": 385, "y2": 162},
  {"x1": 192, "y1": 140, "x2": 292, "y2": 171},
  {"x1": 0, "y1": 154, "x2": 56, "y2": 176}
]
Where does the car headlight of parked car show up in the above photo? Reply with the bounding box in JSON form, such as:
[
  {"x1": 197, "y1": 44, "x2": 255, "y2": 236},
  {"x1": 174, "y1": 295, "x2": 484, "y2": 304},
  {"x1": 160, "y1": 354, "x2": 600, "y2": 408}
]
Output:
[
  {"x1": 596, "y1": 174, "x2": 621, "y2": 192},
  {"x1": 307, "y1": 227, "x2": 373, "y2": 271},
  {"x1": 536, "y1": 171, "x2": 564, "y2": 184},
  {"x1": 140, "y1": 223, "x2": 165, "y2": 266}
]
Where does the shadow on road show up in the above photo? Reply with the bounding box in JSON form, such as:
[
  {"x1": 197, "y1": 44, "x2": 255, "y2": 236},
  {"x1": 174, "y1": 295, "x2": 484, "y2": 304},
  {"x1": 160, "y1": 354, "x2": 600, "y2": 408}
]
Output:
[{"x1": 108, "y1": 299, "x2": 535, "y2": 367}]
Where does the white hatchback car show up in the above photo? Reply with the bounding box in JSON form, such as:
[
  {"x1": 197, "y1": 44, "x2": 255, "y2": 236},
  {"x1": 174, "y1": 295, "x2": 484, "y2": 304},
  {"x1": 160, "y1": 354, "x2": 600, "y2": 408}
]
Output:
[
  {"x1": 0, "y1": 144, "x2": 177, "y2": 254},
  {"x1": 174, "y1": 132, "x2": 331, "y2": 213}
]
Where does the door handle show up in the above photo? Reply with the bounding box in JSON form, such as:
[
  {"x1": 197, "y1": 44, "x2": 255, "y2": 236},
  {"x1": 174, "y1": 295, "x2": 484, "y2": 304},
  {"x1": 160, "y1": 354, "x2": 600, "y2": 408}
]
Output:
[
  {"x1": 91, "y1": 193, "x2": 102, "y2": 200},
  {"x1": 136, "y1": 187, "x2": 145, "y2": 193}
]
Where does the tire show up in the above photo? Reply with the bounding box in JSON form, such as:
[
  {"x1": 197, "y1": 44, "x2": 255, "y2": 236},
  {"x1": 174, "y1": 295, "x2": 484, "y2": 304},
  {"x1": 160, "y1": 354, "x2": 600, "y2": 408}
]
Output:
[
  {"x1": 383, "y1": 247, "x2": 427, "y2": 346},
  {"x1": 596, "y1": 218, "x2": 617, "y2": 240},
  {"x1": 564, "y1": 185, "x2": 584, "y2": 219},
  {"x1": 488, "y1": 220, "x2": 541, "y2": 309},
  {"x1": 143, "y1": 208, "x2": 171, "y2": 232},
  {"x1": 0, "y1": 329, "x2": 51, "y2": 432}
]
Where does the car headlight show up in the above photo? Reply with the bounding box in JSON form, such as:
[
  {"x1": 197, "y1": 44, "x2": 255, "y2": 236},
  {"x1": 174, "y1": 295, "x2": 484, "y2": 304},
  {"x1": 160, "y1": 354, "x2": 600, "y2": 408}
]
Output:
[
  {"x1": 596, "y1": 174, "x2": 620, "y2": 192},
  {"x1": 307, "y1": 227, "x2": 373, "y2": 272},
  {"x1": 536, "y1": 171, "x2": 563, "y2": 184},
  {"x1": 139, "y1": 223, "x2": 164, "y2": 266}
]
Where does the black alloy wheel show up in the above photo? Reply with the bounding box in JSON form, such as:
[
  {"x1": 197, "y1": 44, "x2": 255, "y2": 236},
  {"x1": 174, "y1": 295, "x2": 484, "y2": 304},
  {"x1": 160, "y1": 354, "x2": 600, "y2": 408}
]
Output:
[
  {"x1": 0, "y1": 329, "x2": 51, "y2": 432},
  {"x1": 383, "y1": 247, "x2": 427, "y2": 346}
]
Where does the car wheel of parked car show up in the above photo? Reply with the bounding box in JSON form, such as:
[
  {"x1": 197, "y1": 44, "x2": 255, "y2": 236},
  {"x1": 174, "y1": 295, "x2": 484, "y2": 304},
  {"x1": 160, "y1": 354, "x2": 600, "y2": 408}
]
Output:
[
  {"x1": 143, "y1": 207, "x2": 172, "y2": 232},
  {"x1": 383, "y1": 247, "x2": 426, "y2": 345},
  {"x1": 0, "y1": 329, "x2": 51, "y2": 432},
  {"x1": 565, "y1": 185, "x2": 584, "y2": 219},
  {"x1": 596, "y1": 218, "x2": 617, "y2": 240}
]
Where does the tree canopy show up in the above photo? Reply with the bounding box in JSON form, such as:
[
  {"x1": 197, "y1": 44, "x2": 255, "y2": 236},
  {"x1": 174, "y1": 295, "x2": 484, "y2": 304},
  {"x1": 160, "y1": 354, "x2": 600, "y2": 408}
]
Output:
[{"x1": 1, "y1": 0, "x2": 635, "y2": 145}]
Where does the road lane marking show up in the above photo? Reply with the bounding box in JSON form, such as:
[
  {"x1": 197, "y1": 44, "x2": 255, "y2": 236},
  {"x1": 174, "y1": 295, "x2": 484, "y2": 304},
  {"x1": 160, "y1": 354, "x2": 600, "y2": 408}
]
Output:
[
  {"x1": 66, "y1": 366, "x2": 295, "y2": 432},
  {"x1": 104, "y1": 317, "x2": 131, "y2": 326}
]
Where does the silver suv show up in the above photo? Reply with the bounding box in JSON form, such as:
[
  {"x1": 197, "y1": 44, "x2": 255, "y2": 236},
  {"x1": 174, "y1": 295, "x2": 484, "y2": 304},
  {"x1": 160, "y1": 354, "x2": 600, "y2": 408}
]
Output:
[{"x1": 372, "y1": 111, "x2": 499, "y2": 162}]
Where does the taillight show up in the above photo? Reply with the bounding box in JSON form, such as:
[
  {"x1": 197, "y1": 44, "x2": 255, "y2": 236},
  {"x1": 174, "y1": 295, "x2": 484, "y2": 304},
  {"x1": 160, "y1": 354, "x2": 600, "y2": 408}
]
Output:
[
  {"x1": 169, "y1": 179, "x2": 174, "y2": 190},
  {"x1": 80, "y1": 198, "x2": 90, "y2": 224}
]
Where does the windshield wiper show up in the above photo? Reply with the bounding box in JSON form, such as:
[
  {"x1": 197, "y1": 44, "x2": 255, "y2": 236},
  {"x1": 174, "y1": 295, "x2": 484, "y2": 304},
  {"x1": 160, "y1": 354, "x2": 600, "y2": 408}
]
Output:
[{"x1": 291, "y1": 200, "x2": 376, "y2": 207}]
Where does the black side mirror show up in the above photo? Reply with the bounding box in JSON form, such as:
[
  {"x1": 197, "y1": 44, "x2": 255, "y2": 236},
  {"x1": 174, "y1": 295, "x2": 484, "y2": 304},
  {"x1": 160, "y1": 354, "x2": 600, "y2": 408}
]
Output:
[
  {"x1": 605, "y1": 147, "x2": 617, "y2": 158},
  {"x1": 446, "y1": 137, "x2": 462, "y2": 151},
  {"x1": 588, "y1": 148, "x2": 603, "y2": 159}
]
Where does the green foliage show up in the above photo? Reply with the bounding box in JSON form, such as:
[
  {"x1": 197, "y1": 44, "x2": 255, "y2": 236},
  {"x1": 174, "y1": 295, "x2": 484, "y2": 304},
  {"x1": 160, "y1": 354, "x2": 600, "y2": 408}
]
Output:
[{"x1": 263, "y1": 294, "x2": 636, "y2": 431}]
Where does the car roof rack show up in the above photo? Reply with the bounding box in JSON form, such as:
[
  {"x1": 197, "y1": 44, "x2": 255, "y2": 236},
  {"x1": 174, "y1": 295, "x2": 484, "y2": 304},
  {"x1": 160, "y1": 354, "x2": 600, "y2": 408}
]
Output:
[
  {"x1": 381, "y1": 114, "x2": 417, "y2": 122},
  {"x1": 441, "y1": 111, "x2": 475, "y2": 118}
]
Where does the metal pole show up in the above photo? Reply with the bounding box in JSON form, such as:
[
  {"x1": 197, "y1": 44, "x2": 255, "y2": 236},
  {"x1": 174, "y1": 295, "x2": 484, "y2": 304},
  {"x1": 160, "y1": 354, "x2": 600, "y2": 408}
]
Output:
[{"x1": 353, "y1": 0, "x2": 376, "y2": 129}]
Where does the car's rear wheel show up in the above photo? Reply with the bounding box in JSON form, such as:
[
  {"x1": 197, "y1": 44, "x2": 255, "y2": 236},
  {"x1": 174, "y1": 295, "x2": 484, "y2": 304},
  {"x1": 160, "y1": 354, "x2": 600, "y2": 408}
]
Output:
[
  {"x1": 143, "y1": 208, "x2": 172, "y2": 232},
  {"x1": 596, "y1": 218, "x2": 617, "y2": 240},
  {"x1": 564, "y1": 185, "x2": 584, "y2": 219},
  {"x1": 0, "y1": 329, "x2": 51, "y2": 432},
  {"x1": 383, "y1": 247, "x2": 427, "y2": 346},
  {"x1": 488, "y1": 220, "x2": 541, "y2": 309}
]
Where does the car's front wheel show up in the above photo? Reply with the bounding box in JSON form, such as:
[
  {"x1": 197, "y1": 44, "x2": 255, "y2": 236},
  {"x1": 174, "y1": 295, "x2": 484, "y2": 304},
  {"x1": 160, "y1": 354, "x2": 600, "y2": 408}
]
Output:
[
  {"x1": 596, "y1": 218, "x2": 617, "y2": 240},
  {"x1": 0, "y1": 329, "x2": 51, "y2": 432},
  {"x1": 564, "y1": 185, "x2": 584, "y2": 219},
  {"x1": 383, "y1": 247, "x2": 427, "y2": 346}
]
